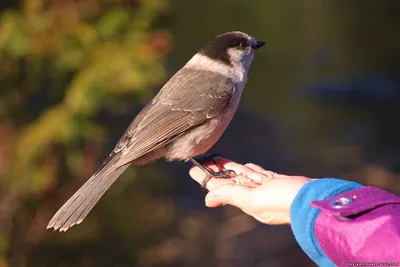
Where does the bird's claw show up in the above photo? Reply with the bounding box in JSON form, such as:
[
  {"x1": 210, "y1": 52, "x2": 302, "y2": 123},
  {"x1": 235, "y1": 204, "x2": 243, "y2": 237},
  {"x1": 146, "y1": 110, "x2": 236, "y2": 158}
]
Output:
[
  {"x1": 214, "y1": 169, "x2": 236, "y2": 178},
  {"x1": 190, "y1": 154, "x2": 235, "y2": 192},
  {"x1": 200, "y1": 169, "x2": 236, "y2": 192}
]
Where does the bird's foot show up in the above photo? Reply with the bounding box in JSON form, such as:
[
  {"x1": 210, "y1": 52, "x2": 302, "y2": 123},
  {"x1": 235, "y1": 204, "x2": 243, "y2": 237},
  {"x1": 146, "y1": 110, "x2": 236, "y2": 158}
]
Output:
[
  {"x1": 200, "y1": 169, "x2": 236, "y2": 190},
  {"x1": 190, "y1": 155, "x2": 236, "y2": 192}
]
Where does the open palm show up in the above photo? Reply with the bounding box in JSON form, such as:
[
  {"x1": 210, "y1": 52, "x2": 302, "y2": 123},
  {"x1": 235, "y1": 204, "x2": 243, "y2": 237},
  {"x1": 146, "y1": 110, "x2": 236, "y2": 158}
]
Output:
[{"x1": 189, "y1": 157, "x2": 311, "y2": 225}]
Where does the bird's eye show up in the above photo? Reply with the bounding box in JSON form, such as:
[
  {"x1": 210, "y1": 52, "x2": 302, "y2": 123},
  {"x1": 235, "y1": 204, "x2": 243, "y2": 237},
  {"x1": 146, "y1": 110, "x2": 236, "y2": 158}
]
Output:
[{"x1": 239, "y1": 41, "x2": 249, "y2": 49}]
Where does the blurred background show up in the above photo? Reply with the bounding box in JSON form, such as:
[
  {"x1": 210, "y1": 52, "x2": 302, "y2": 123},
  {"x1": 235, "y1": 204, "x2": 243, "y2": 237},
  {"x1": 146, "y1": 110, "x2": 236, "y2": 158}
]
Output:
[{"x1": 1, "y1": 0, "x2": 399, "y2": 266}]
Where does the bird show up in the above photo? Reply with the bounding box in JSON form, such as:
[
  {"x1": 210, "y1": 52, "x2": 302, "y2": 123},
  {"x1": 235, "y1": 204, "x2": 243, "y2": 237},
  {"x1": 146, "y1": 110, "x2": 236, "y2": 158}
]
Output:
[{"x1": 47, "y1": 31, "x2": 265, "y2": 231}]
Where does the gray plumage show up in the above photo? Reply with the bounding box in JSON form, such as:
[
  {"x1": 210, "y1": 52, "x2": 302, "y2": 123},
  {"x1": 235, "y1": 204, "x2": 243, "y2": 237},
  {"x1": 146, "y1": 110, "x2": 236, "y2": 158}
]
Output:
[{"x1": 47, "y1": 31, "x2": 265, "y2": 231}]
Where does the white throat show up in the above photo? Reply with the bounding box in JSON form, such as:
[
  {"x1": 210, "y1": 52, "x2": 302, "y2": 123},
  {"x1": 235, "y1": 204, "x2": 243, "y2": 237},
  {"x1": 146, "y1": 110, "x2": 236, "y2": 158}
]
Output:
[{"x1": 185, "y1": 53, "x2": 250, "y2": 84}]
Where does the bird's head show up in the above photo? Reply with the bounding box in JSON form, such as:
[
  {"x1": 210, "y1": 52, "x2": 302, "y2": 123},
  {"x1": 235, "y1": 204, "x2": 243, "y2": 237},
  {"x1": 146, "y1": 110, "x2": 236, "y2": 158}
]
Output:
[{"x1": 199, "y1": 31, "x2": 265, "y2": 70}]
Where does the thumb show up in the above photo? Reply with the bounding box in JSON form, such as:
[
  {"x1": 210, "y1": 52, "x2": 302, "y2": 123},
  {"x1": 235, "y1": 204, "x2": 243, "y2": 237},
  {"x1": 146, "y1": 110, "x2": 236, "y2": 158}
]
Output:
[{"x1": 205, "y1": 184, "x2": 253, "y2": 210}]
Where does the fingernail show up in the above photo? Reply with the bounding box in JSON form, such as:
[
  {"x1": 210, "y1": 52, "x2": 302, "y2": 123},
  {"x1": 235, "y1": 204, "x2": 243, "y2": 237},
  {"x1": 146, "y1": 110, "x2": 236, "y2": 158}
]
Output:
[
  {"x1": 205, "y1": 195, "x2": 219, "y2": 206},
  {"x1": 206, "y1": 199, "x2": 221, "y2": 207},
  {"x1": 207, "y1": 194, "x2": 219, "y2": 200}
]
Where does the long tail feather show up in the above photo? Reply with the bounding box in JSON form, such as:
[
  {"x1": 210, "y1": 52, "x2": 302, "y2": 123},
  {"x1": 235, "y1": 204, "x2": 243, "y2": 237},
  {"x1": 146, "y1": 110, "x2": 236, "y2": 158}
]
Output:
[{"x1": 47, "y1": 164, "x2": 130, "y2": 232}]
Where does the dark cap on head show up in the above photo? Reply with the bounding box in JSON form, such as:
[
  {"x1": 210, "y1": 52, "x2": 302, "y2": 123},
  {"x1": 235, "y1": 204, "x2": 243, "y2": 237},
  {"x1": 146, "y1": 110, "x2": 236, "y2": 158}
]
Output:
[{"x1": 199, "y1": 31, "x2": 265, "y2": 65}]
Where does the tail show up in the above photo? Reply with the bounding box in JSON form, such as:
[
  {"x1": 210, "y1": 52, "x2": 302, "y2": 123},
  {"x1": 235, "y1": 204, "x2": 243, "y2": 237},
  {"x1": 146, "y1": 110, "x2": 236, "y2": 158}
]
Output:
[{"x1": 47, "y1": 164, "x2": 130, "y2": 232}]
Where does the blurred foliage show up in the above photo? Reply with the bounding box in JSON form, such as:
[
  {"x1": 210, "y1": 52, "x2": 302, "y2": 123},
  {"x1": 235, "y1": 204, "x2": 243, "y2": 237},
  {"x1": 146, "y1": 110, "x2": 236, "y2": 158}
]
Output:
[{"x1": 0, "y1": 0, "x2": 170, "y2": 266}]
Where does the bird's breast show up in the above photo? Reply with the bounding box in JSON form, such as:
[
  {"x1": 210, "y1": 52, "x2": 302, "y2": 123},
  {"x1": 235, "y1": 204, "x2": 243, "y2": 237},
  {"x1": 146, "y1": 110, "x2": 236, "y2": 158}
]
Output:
[{"x1": 165, "y1": 81, "x2": 245, "y2": 161}]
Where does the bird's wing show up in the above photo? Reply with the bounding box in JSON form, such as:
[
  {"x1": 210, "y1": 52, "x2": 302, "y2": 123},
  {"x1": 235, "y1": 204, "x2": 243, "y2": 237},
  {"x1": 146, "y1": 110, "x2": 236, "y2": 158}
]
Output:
[{"x1": 101, "y1": 68, "x2": 235, "y2": 171}]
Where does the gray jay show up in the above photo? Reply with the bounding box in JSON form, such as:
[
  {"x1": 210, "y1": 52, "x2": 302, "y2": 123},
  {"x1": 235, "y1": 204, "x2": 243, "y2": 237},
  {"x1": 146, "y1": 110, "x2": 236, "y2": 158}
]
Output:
[{"x1": 47, "y1": 31, "x2": 265, "y2": 231}]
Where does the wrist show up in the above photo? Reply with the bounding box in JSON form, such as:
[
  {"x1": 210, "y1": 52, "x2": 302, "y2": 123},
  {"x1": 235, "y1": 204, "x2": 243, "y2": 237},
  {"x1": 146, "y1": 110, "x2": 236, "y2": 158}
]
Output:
[{"x1": 286, "y1": 175, "x2": 312, "y2": 223}]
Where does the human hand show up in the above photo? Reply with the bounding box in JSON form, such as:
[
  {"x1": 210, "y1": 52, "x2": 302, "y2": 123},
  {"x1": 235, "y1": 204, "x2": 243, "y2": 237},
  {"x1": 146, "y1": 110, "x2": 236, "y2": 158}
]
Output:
[{"x1": 189, "y1": 157, "x2": 311, "y2": 225}]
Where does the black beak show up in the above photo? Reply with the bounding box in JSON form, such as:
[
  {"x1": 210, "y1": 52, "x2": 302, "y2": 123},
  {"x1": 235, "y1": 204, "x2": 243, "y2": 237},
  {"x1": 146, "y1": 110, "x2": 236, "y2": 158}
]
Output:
[{"x1": 253, "y1": 40, "x2": 266, "y2": 50}]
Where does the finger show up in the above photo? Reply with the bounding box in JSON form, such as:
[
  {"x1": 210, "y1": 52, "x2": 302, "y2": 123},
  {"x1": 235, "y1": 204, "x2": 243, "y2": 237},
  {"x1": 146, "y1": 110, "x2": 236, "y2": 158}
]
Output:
[
  {"x1": 194, "y1": 157, "x2": 266, "y2": 184},
  {"x1": 205, "y1": 184, "x2": 253, "y2": 210},
  {"x1": 188, "y1": 158, "x2": 226, "y2": 183},
  {"x1": 190, "y1": 157, "x2": 254, "y2": 176},
  {"x1": 211, "y1": 158, "x2": 266, "y2": 183},
  {"x1": 189, "y1": 158, "x2": 242, "y2": 188},
  {"x1": 189, "y1": 165, "x2": 238, "y2": 190},
  {"x1": 211, "y1": 157, "x2": 250, "y2": 173},
  {"x1": 244, "y1": 163, "x2": 276, "y2": 178},
  {"x1": 243, "y1": 163, "x2": 266, "y2": 172}
]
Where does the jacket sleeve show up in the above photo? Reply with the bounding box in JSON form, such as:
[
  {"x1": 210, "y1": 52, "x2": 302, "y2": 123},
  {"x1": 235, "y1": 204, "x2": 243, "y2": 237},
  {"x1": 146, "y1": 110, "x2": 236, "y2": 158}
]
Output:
[{"x1": 290, "y1": 178, "x2": 400, "y2": 267}]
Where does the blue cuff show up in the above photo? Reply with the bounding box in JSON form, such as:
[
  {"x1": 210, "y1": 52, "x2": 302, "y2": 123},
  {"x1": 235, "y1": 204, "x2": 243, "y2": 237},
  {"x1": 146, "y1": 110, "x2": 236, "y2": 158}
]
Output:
[{"x1": 290, "y1": 178, "x2": 363, "y2": 267}]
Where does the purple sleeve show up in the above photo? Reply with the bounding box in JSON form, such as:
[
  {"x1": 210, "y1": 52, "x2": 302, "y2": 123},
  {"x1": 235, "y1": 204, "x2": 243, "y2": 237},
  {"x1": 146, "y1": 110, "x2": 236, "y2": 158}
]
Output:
[{"x1": 311, "y1": 186, "x2": 400, "y2": 266}]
